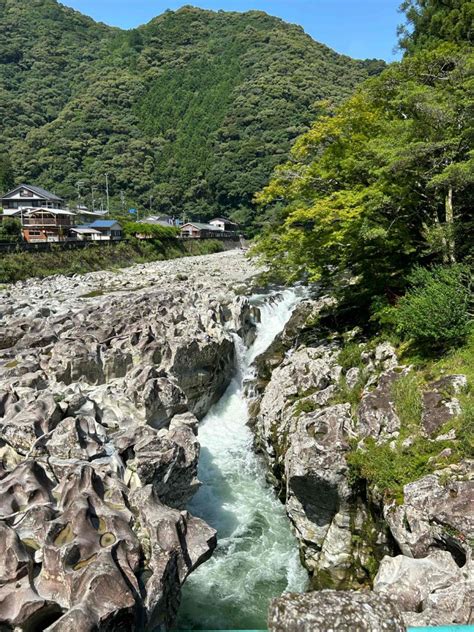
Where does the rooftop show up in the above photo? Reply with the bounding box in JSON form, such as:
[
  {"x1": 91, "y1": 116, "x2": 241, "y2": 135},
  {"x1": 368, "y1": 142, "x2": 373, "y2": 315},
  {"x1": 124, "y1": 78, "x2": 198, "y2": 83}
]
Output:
[
  {"x1": 88, "y1": 220, "x2": 122, "y2": 229},
  {"x1": 25, "y1": 207, "x2": 75, "y2": 216},
  {"x1": 2, "y1": 184, "x2": 63, "y2": 201},
  {"x1": 211, "y1": 217, "x2": 238, "y2": 225},
  {"x1": 70, "y1": 227, "x2": 101, "y2": 235},
  {"x1": 181, "y1": 222, "x2": 220, "y2": 231}
]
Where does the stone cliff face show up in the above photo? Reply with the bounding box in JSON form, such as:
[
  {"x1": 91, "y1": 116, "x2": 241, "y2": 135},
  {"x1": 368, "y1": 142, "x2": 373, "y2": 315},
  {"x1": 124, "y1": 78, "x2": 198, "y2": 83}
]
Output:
[
  {"x1": 0, "y1": 252, "x2": 259, "y2": 631},
  {"x1": 251, "y1": 298, "x2": 473, "y2": 629}
]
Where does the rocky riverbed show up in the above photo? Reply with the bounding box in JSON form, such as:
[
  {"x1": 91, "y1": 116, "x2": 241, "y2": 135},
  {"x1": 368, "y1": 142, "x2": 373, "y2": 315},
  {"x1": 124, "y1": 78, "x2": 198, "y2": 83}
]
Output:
[
  {"x1": 0, "y1": 251, "x2": 472, "y2": 631},
  {"x1": 0, "y1": 252, "x2": 259, "y2": 631}
]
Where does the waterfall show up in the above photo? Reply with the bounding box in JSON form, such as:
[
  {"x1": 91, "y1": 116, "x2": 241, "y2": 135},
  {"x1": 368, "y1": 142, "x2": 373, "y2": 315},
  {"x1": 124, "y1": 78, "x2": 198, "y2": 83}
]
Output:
[{"x1": 176, "y1": 289, "x2": 308, "y2": 630}]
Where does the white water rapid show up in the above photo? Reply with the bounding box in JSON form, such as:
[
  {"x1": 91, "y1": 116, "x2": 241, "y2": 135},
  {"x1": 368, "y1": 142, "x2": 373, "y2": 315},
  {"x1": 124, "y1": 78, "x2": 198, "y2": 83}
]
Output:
[{"x1": 176, "y1": 289, "x2": 308, "y2": 630}]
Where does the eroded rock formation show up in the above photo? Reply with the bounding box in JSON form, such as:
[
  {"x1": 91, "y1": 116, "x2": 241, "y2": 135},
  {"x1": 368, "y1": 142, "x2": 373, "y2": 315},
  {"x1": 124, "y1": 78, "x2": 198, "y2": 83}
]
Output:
[
  {"x1": 0, "y1": 252, "x2": 258, "y2": 631},
  {"x1": 251, "y1": 297, "x2": 473, "y2": 627},
  {"x1": 268, "y1": 590, "x2": 406, "y2": 632}
]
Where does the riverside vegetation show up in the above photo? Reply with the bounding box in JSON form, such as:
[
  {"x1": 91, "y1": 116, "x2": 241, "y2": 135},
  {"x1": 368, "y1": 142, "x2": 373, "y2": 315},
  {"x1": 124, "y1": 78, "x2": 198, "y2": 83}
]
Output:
[{"x1": 0, "y1": 236, "x2": 227, "y2": 284}]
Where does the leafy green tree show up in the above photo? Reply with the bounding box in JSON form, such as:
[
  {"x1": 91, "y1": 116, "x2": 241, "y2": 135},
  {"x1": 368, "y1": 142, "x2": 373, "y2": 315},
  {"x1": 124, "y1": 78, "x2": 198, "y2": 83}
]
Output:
[
  {"x1": 0, "y1": 154, "x2": 14, "y2": 193},
  {"x1": 399, "y1": 0, "x2": 473, "y2": 52},
  {"x1": 0, "y1": 217, "x2": 22, "y2": 242},
  {"x1": 253, "y1": 2, "x2": 473, "y2": 319}
]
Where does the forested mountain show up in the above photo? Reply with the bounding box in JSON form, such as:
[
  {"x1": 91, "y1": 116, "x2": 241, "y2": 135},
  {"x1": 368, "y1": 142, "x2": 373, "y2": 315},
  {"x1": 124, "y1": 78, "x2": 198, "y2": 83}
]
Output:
[{"x1": 0, "y1": 0, "x2": 383, "y2": 223}]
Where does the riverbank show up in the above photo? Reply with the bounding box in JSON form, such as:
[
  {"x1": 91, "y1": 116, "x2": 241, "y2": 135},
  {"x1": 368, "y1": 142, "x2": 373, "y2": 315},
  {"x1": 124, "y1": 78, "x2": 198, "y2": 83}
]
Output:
[
  {"x1": 253, "y1": 296, "x2": 473, "y2": 629},
  {"x1": 0, "y1": 237, "x2": 234, "y2": 284}
]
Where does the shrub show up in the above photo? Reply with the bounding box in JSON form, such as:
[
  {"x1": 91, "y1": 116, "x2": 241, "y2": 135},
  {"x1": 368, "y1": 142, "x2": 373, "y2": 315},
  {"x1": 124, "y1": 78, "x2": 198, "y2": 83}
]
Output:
[
  {"x1": 122, "y1": 222, "x2": 179, "y2": 239},
  {"x1": 394, "y1": 264, "x2": 472, "y2": 350},
  {"x1": 347, "y1": 436, "x2": 453, "y2": 503},
  {"x1": 0, "y1": 217, "x2": 22, "y2": 242}
]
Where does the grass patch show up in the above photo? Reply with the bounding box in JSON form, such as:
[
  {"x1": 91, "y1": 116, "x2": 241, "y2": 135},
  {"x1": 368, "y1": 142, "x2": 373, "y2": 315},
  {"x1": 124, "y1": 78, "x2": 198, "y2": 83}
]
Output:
[
  {"x1": 347, "y1": 436, "x2": 456, "y2": 504},
  {"x1": 330, "y1": 371, "x2": 368, "y2": 414},
  {"x1": 80, "y1": 289, "x2": 107, "y2": 299},
  {"x1": 294, "y1": 398, "x2": 318, "y2": 416},
  {"x1": 338, "y1": 342, "x2": 365, "y2": 371},
  {"x1": 391, "y1": 373, "x2": 423, "y2": 437}
]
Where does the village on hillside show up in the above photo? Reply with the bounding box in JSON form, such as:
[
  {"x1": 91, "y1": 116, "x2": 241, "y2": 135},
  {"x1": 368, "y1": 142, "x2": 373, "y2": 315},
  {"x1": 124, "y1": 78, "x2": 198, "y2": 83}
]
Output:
[{"x1": 0, "y1": 184, "x2": 241, "y2": 244}]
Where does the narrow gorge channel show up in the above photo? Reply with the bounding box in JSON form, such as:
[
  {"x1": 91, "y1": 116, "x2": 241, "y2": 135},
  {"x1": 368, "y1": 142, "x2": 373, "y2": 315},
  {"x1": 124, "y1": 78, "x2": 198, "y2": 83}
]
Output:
[{"x1": 176, "y1": 290, "x2": 308, "y2": 630}]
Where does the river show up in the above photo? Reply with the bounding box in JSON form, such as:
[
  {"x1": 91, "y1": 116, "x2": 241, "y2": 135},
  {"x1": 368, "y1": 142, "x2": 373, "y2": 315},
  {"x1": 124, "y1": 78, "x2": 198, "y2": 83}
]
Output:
[{"x1": 176, "y1": 289, "x2": 308, "y2": 630}]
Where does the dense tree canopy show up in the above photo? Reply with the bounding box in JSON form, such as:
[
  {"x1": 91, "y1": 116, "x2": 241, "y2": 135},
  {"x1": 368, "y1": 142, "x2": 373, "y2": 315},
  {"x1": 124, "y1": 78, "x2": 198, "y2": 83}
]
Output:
[
  {"x1": 0, "y1": 154, "x2": 14, "y2": 193},
  {"x1": 0, "y1": 1, "x2": 382, "y2": 224},
  {"x1": 253, "y1": 0, "x2": 473, "y2": 320},
  {"x1": 399, "y1": 0, "x2": 473, "y2": 51}
]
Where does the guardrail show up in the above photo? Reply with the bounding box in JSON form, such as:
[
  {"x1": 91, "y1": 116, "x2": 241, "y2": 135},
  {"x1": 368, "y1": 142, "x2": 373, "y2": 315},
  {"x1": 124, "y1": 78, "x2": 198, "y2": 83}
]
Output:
[{"x1": 0, "y1": 240, "x2": 108, "y2": 254}]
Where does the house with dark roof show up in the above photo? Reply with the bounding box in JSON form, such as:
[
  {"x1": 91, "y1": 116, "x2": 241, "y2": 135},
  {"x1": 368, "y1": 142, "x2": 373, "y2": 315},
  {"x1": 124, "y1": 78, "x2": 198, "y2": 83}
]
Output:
[
  {"x1": 180, "y1": 222, "x2": 222, "y2": 239},
  {"x1": 209, "y1": 218, "x2": 239, "y2": 232},
  {"x1": 80, "y1": 220, "x2": 123, "y2": 241},
  {"x1": 1, "y1": 184, "x2": 64, "y2": 212}
]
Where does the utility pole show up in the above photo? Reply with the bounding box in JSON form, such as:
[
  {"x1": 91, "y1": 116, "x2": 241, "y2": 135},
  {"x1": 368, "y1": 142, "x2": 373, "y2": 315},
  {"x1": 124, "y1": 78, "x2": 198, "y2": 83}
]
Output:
[
  {"x1": 105, "y1": 174, "x2": 110, "y2": 214},
  {"x1": 91, "y1": 187, "x2": 97, "y2": 212},
  {"x1": 76, "y1": 181, "x2": 85, "y2": 208},
  {"x1": 120, "y1": 190, "x2": 125, "y2": 212}
]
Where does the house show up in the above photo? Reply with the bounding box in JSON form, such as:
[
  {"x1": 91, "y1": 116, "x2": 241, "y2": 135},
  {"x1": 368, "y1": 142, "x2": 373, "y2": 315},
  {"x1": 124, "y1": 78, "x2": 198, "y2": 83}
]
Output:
[
  {"x1": 86, "y1": 220, "x2": 123, "y2": 241},
  {"x1": 1, "y1": 184, "x2": 64, "y2": 213},
  {"x1": 70, "y1": 227, "x2": 103, "y2": 241},
  {"x1": 209, "y1": 218, "x2": 239, "y2": 232},
  {"x1": 21, "y1": 208, "x2": 76, "y2": 243},
  {"x1": 180, "y1": 222, "x2": 222, "y2": 239}
]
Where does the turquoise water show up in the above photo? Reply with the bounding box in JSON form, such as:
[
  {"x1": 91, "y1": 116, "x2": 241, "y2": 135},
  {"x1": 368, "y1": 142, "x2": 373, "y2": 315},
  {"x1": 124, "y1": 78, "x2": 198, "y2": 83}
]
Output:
[{"x1": 176, "y1": 291, "x2": 308, "y2": 630}]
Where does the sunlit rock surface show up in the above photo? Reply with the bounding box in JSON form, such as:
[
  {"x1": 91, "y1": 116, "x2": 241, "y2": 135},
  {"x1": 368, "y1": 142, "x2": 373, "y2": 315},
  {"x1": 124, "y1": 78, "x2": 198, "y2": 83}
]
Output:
[
  {"x1": 268, "y1": 590, "x2": 405, "y2": 632},
  {"x1": 0, "y1": 252, "x2": 257, "y2": 631},
  {"x1": 251, "y1": 299, "x2": 472, "y2": 626}
]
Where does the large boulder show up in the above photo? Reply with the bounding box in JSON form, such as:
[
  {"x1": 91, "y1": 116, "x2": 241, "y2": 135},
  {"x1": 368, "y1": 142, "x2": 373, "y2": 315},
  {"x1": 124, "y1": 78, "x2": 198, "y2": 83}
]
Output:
[
  {"x1": 384, "y1": 467, "x2": 473, "y2": 560},
  {"x1": 285, "y1": 404, "x2": 355, "y2": 576},
  {"x1": 374, "y1": 550, "x2": 461, "y2": 609},
  {"x1": 421, "y1": 375, "x2": 466, "y2": 437},
  {"x1": 268, "y1": 590, "x2": 405, "y2": 632},
  {"x1": 357, "y1": 369, "x2": 410, "y2": 441}
]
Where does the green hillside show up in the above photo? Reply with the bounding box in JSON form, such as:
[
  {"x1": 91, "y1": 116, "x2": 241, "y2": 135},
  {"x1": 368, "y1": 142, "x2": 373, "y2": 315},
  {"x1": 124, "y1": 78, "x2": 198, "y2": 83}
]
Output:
[{"x1": 0, "y1": 1, "x2": 384, "y2": 224}]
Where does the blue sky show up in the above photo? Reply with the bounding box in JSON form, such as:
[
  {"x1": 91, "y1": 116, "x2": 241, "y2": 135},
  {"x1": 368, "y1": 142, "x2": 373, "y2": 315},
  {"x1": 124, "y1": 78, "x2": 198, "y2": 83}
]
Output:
[{"x1": 62, "y1": 0, "x2": 403, "y2": 61}]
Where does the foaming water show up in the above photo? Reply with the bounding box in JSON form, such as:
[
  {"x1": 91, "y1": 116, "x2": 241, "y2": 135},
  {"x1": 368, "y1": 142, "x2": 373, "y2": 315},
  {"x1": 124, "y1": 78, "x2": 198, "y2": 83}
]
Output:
[{"x1": 176, "y1": 289, "x2": 308, "y2": 630}]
